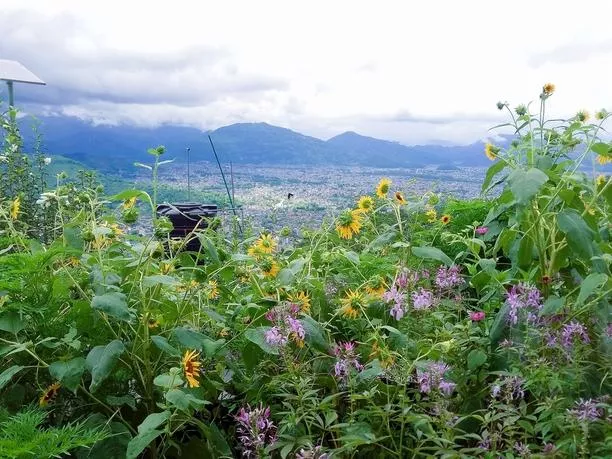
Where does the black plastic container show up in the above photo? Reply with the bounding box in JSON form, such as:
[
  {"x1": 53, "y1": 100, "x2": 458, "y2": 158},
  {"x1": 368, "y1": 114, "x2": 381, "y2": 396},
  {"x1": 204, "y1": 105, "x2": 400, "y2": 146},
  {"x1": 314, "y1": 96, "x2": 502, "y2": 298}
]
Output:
[{"x1": 156, "y1": 203, "x2": 218, "y2": 252}]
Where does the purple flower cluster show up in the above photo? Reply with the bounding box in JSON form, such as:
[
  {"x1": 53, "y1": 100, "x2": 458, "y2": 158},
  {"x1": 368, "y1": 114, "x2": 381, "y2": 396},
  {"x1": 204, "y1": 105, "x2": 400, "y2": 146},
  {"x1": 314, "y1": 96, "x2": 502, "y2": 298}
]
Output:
[
  {"x1": 412, "y1": 287, "x2": 435, "y2": 310},
  {"x1": 264, "y1": 303, "x2": 305, "y2": 348},
  {"x1": 505, "y1": 283, "x2": 542, "y2": 325},
  {"x1": 332, "y1": 341, "x2": 363, "y2": 382},
  {"x1": 383, "y1": 285, "x2": 406, "y2": 320},
  {"x1": 416, "y1": 361, "x2": 456, "y2": 396},
  {"x1": 568, "y1": 398, "x2": 603, "y2": 422},
  {"x1": 295, "y1": 445, "x2": 329, "y2": 459},
  {"x1": 490, "y1": 375, "x2": 525, "y2": 402},
  {"x1": 434, "y1": 265, "x2": 464, "y2": 290},
  {"x1": 561, "y1": 321, "x2": 590, "y2": 348},
  {"x1": 235, "y1": 404, "x2": 277, "y2": 457}
]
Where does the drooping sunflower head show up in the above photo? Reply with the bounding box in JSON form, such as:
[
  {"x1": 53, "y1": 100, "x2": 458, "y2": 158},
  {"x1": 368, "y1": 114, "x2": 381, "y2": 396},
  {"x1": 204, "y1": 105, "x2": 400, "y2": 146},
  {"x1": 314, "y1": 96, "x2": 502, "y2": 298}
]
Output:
[
  {"x1": 147, "y1": 317, "x2": 160, "y2": 329},
  {"x1": 289, "y1": 291, "x2": 311, "y2": 313},
  {"x1": 596, "y1": 109, "x2": 608, "y2": 120},
  {"x1": 340, "y1": 289, "x2": 363, "y2": 319},
  {"x1": 542, "y1": 83, "x2": 555, "y2": 96},
  {"x1": 597, "y1": 155, "x2": 612, "y2": 165},
  {"x1": 357, "y1": 196, "x2": 374, "y2": 213},
  {"x1": 39, "y1": 382, "x2": 61, "y2": 407},
  {"x1": 365, "y1": 276, "x2": 387, "y2": 298},
  {"x1": 10, "y1": 196, "x2": 20, "y2": 220},
  {"x1": 394, "y1": 191, "x2": 407, "y2": 205},
  {"x1": 336, "y1": 209, "x2": 363, "y2": 240},
  {"x1": 182, "y1": 350, "x2": 202, "y2": 388},
  {"x1": 122, "y1": 196, "x2": 137, "y2": 209},
  {"x1": 375, "y1": 178, "x2": 392, "y2": 198},
  {"x1": 255, "y1": 233, "x2": 277, "y2": 254},
  {"x1": 440, "y1": 214, "x2": 451, "y2": 225},
  {"x1": 484, "y1": 143, "x2": 499, "y2": 161},
  {"x1": 159, "y1": 262, "x2": 175, "y2": 275},
  {"x1": 261, "y1": 258, "x2": 280, "y2": 278},
  {"x1": 596, "y1": 175, "x2": 607, "y2": 186},
  {"x1": 207, "y1": 279, "x2": 220, "y2": 299},
  {"x1": 576, "y1": 110, "x2": 590, "y2": 123},
  {"x1": 425, "y1": 208, "x2": 437, "y2": 223}
]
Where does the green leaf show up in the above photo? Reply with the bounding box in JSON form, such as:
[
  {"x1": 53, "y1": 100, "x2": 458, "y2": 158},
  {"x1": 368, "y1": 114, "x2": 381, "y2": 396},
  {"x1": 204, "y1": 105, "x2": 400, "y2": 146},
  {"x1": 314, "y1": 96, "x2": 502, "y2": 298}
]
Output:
[
  {"x1": 0, "y1": 365, "x2": 24, "y2": 390},
  {"x1": 151, "y1": 335, "x2": 180, "y2": 357},
  {"x1": 343, "y1": 250, "x2": 360, "y2": 265},
  {"x1": 86, "y1": 340, "x2": 125, "y2": 392},
  {"x1": 153, "y1": 372, "x2": 184, "y2": 389},
  {"x1": 301, "y1": 316, "x2": 328, "y2": 352},
  {"x1": 0, "y1": 311, "x2": 25, "y2": 334},
  {"x1": 91, "y1": 292, "x2": 135, "y2": 323},
  {"x1": 366, "y1": 230, "x2": 398, "y2": 251},
  {"x1": 490, "y1": 303, "x2": 510, "y2": 344},
  {"x1": 201, "y1": 423, "x2": 233, "y2": 458},
  {"x1": 557, "y1": 209, "x2": 595, "y2": 261},
  {"x1": 577, "y1": 273, "x2": 608, "y2": 305},
  {"x1": 112, "y1": 189, "x2": 145, "y2": 201},
  {"x1": 138, "y1": 411, "x2": 171, "y2": 435},
  {"x1": 482, "y1": 160, "x2": 507, "y2": 193},
  {"x1": 244, "y1": 327, "x2": 279, "y2": 355},
  {"x1": 199, "y1": 236, "x2": 220, "y2": 264},
  {"x1": 276, "y1": 268, "x2": 294, "y2": 286},
  {"x1": 49, "y1": 357, "x2": 85, "y2": 393},
  {"x1": 133, "y1": 162, "x2": 153, "y2": 171},
  {"x1": 357, "y1": 359, "x2": 383, "y2": 382},
  {"x1": 540, "y1": 296, "x2": 564, "y2": 316},
  {"x1": 412, "y1": 246, "x2": 453, "y2": 266},
  {"x1": 165, "y1": 389, "x2": 208, "y2": 411},
  {"x1": 590, "y1": 142, "x2": 611, "y2": 156},
  {"x1": 507, "y1": 168, "x2": 549, "y2": 204},
  {"x1": 126, "y1": 429, "x2": 163, "y2": 459},
  {"x1": 173, "y1": 327, "x2": 224, "y2": 358},
  {"x1": 106, "y1": 395, "x2": 136, "y2": 411},
  {"x1": 467, "y1": 349, "x2": 487, "y2": 370},
  {"x1": 142, "y1": 275, "x2": 180, "y2": 288},
  {"x1": 517, "y1": 236, "x2": 534, "y2": 268}
]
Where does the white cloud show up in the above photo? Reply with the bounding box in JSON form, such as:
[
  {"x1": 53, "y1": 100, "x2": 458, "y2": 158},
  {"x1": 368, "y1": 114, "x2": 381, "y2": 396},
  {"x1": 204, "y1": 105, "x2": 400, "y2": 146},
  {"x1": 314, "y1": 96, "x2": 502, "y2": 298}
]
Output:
[{"x1": 2, "y1": 0, "x2": 612, "y2": 145}]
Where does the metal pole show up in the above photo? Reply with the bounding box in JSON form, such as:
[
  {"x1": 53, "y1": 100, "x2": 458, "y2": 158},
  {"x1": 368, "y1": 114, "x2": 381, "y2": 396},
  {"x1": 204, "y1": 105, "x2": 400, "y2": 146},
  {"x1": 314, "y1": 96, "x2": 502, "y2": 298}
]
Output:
[
  {"x1": 186, "y1": 147, "x2": 191, "y2": 201},
  {"x1": 230, "y1": 161, "x2": 235, "y2": 205},
  {"x1": 7, "y1": 81, "x2": 14, "y2": 107}
]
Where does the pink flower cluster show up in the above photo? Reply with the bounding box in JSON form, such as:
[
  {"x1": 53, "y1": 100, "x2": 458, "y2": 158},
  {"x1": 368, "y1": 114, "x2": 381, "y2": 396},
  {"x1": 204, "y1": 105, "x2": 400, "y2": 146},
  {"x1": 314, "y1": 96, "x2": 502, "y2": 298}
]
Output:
[
  {"x1": 264, "y1": 303, "x2": 305, "y2": 348},
  {"x1": 416, "y1": 361, "x2": 456, "y2": 396},
  {"x1": 235, "y1": 404, "x2": 277, "y2": 458},
  {"x1": 332, "y1": 341, "x2": 363, "y2": 382}
]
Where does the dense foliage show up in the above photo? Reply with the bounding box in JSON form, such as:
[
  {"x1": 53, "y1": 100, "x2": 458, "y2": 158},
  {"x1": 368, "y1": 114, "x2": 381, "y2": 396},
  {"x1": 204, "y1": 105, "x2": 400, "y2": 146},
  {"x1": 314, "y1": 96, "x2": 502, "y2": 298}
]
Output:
[{"x1": 0, "y1": 86, "x2": 611, "y2": 458}]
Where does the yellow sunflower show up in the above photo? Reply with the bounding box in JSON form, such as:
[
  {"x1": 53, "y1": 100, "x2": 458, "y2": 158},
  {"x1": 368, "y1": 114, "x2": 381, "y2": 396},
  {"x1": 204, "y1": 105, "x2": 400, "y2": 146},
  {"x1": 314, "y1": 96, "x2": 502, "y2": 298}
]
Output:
[
  {"x1": 394, "y1": 191, "x2": 407, "y2": 205},
  {"x1": 122, "y1": 196, "x2": 137, "y2": 209},
  {"x1": 336, "y1": 209, "x2": 363, "y2": 240},
  {"x1": 159, "y1": 262, "x2": 175, "y2": 275},
  {"x1": 596, "y1": 175, "x2": 607, "y2": 186},
  {"x1": 357, "y1": 196, "x2": 374, "y2": 213},
  {"x1": 369, "y1": 340, "x2": 395, "y2": 369},
  {"x1": 39, "y1": 382, "x2": 61, "y2": 407},
  {"x1": 9, "y1": 196, "x2": 20, "y2": 220},
  {"x1": 440, "y1": 214, "x2": 451, "y2": 225},
  {"x1": 365, "y1": 276, "x2": 387, "y2": 298},
  {"x1": 375, "y1": 178, "x2": 392, "y2": 198},
  {"x1": 596, "y1": 155, "x2": 611, "y2": 165},
  {"x1": 340, "y1": 289, "x2": 363, "y2": 319},
  {"x1": 289, "y1": 291, "x2": 311, "y2": 313},
  {"x1": 542, "y1": 83, "x2": 555, "y2": 96},
  {"x1": 576, "y1": 110, "x2": 590, "y2": 123},
  {"x1": 247, "y1": 244, "x2": 262, "y2": 258},
  {"x1": 207, "y1": 279, "x2": 220, "y2": 299},
  {"x1": 182, "y1": 350, "x2": 202, "y2": 388},
  {"x1": 425, "y1": 208, "x2": 437, "y2": 223},
  {"x1": 261, "y1": 258, "x2": 280, "y2": 278},
  {"x1": 255, "y1": 234, "x2": 276, "y2": 254},
  {"x1": 147, "y1": 317, "x2": 160, "y2": 329},
  {"x1": 596, "y1": 109, "x2": 608, "y2": 120},
  {"x1": 484, "y1": 143, "x2": 499, "y2": 161}
]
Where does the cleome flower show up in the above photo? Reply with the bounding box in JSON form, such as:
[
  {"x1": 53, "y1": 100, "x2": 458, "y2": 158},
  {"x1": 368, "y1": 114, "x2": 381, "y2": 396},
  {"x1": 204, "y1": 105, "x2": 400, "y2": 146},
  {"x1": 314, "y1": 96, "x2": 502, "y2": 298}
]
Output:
[
  {"x1": 235, "y1": 404, "x2": 277, "y2": 458},
  {"x1": 375, "y1": 178, "x2": 392, "y2": 198},
  {"x1": 182, "y1": 350, "x2": 202, "y2": 388},
  {"x1": 335, "y1": 209, "x2": 362, "y2": 240},
  {"x1": 332, "y1": 341, "x2": 363, "y2": 382},
  {"x1": 340, "y1": 289, "x2": 363, "y2": 319},
  {"x1": 39, "y1": 382, "x2": 61, "y2": 407},
  {"x1": 416, "y1": 361, "x2": 455, "y2": 396},
  {"x1": 357, "y1": 196, "x2": 374, "y2": 213},
  {"x1": 264, "y1": 302, "x2": 306, "y2": 348}
]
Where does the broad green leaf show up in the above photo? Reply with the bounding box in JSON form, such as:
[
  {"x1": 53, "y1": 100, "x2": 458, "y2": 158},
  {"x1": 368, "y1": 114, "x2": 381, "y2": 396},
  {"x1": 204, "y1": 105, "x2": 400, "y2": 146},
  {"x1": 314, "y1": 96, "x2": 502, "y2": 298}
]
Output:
[
  {"x1": 507, "y1": 168, "x2": 549, "y2": 204},
  {"x1": 126, "y1": 429, "x2": 163, "y2": 459},
  {"x1": 86, "y1": 340, "x2": 125, "y2": 392},
  {"x1": 134, "y1": 162, "x2": 153, "y2": 171},
  {"x1": 490, "y1": 303, "x2": 510, "y2": 344},
  {"x1": 111, "y1": 189, "x2": 145, "y2": 201},
  {"x1": 577, "y1": 273, "x2": 608, "y2": 305},
  {"x1": 201, "y1": 423, "x2": 233, "y2": 457},
  {"x1": 557, "y1": 209, "x2": 595, "y2": 261},
  {"x1": 173, "y1": 327, "x2": 224, "y2": 358},
  {"x1": 288, "y1": 257, "x2": 306, "y2": 274},
  {"x1": 91, "y1": 292, "x2": 135, "y2": 322},
  {"x1": 153, "y1": 371, "x2": 184, "y2": 389},
  {"x1": 301, "y1": 316, "x2": 328, "y2": 351},
  {"x1": 467, "y1": 349, "x2": 487, "y2": 370},
  {"x1": 344, "y1": 250, "x2": 360, "y2": 265},
  {"x1": 199, "y1": 236, "x2": 220, "y2": 264},
  {"x1": 540, "y1": 296, "x2": 564, "y2": 316},
  {"x1": 244, "y1": 327, "x2": 279, "y2": 355},
  {"x1": 0, "y1": 365, "x2": 24, "y2": 390},
  {"x1": 49, "y1": 357, "x2": 85, "y2": 393},
  {"x1": 590, "y1": 142, "x2": 611, "y2": 156},
  {"x1": 165, "y1": 389, "x2": 208, "y2": 411},
  {"x1": 276, "y1": 268, "x2": 294, "y2": 286},
  {"x1": 151, "y1": 335, "x2": 180, "y2": 357},
  {"x1": 138, "y1": 411, "x2": 171, "y2": 435},
  {"x1": 517, "y1": 236, "x2": 534, "y2": 269},
  {"x1": 0, "y1": 311, "x2": 25, "y2": 334},
  {"x1": 412, "y1": 246, "x2": 453, "y2": 266},
  {"x1": 482, "y1": 160, "x2": 507, "y2": 193},
  {"x1": 366, "y1": 230, "x2": 398, "y2": 251},
  {"x1": 142, "y1": 275, "x2": 180, "y2": 288},
  {"x1": 357, "y1": 359, "x2": 383, "y2": 382},
  {"x1": 106, "y1": 395, "x2": 136, "y2": 411}
]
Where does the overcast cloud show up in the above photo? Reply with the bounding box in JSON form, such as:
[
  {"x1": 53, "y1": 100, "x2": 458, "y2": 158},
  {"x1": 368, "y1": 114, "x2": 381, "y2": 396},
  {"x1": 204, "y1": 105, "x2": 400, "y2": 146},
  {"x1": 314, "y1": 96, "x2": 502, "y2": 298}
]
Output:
[{"x1": 1, "y1": 0, "x2": 612, "y2": 145}]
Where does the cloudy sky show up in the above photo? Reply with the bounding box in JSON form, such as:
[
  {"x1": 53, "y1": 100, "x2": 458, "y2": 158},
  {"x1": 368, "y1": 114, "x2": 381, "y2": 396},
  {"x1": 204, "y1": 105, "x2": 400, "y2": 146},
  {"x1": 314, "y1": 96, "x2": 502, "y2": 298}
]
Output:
[{"x1": 2, "y1": 0, "x2": 612, "y2": 145}]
